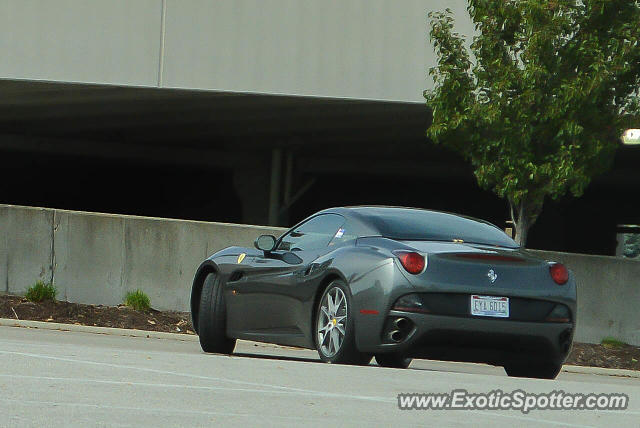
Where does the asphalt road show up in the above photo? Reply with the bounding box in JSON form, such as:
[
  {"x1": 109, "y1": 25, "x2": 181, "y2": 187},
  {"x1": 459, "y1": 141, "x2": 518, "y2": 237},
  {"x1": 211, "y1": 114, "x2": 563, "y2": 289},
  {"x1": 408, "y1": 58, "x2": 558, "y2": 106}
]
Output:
[{"x1": 0, "y1": 326, "x2": 638, "y2": 428}]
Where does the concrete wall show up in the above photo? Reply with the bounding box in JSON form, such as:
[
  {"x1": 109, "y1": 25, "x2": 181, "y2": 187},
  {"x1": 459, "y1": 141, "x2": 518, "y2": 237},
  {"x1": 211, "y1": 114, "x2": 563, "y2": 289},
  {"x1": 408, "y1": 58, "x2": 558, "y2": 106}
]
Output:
[
  {"x1": 0, "y1": 0, "x2": 474, "y2": 102},
  {"x1": 0, "y1": 204, "x2": 284, "y2": 313},
  {"x1": 531, "y1": 250, "x2": 640, "y2": 348},
  {"x1": 0, "y1": 205, "x2": 54, "y2": 294},
  {"x1": 1, "y1": 204, "x2": 638, "y2": 346}
]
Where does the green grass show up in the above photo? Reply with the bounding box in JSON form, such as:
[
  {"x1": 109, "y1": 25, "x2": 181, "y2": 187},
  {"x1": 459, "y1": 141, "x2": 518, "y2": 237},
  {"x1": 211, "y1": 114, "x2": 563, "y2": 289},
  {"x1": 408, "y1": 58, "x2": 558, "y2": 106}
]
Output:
[
  {"x1": 124, "y1": 289, "x2": 151, "y2": 312},
  {"x1": 601, "y1": 337, "x2": 627, "y2": 348},
  {"x1": 25, "y1": 281, "x2": 57, "y2": 303}
]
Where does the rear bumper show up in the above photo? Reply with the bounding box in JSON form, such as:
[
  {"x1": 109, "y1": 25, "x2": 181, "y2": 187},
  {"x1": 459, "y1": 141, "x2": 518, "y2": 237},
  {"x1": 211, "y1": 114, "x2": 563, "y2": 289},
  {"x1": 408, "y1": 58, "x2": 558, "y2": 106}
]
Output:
[{"x1": 361, "y1": 311, "x2": 574, "y2": 366}]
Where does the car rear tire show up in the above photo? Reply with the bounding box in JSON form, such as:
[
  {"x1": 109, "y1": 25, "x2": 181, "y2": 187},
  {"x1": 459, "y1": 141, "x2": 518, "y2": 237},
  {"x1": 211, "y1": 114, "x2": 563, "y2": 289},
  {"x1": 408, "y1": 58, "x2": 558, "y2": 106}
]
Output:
[
  {"x1": 504, "y1": 362, "x2": 562, "y2": 379},
  {"x1": 315, "y1": 279, "x2": 371, "y2": 365},
  {"x1": 198, "y1": 272, "x2": 236, "y2": 354},
  {"x1": 375, "y1": 354, "x2": 412, "y2": 369}
]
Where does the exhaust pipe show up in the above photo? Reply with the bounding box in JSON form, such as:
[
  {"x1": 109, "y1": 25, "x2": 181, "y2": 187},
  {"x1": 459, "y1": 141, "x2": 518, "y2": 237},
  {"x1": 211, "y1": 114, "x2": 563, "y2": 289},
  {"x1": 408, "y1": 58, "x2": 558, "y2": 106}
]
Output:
[
  {"x1": 394, "y1": 317, "x2": 410, "y2": 331},
  {"x1": 389, "y1": 330, "x2": 404, "y2": 343}
]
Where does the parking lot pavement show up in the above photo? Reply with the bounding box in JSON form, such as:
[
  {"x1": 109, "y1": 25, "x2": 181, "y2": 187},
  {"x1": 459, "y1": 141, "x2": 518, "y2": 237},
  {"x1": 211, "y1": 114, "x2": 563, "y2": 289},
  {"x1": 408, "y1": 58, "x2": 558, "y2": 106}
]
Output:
[{"x1": 1, "y1": 325, "x2": 638, "y2": 427}]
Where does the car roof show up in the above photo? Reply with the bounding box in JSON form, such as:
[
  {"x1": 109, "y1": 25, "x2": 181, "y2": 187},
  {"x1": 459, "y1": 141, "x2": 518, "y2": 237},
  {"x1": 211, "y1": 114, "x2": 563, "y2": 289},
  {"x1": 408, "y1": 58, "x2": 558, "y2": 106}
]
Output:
[
  {"x1": 311, "y1": 205, "x2": 502, "y2": 234},
  {"x1": 289, "y1": 206, "x2": 515, "y2": 247},
  {"x1": 318, "y1": 205, "x2": 482, "y2": 222}
]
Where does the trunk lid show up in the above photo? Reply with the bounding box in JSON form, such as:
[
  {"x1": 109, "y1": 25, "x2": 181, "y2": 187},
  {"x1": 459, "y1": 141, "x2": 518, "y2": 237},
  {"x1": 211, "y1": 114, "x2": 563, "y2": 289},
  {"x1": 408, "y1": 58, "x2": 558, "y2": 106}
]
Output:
[{"x1": 398, "y1": 241, "x2": 558, "y2": 294}]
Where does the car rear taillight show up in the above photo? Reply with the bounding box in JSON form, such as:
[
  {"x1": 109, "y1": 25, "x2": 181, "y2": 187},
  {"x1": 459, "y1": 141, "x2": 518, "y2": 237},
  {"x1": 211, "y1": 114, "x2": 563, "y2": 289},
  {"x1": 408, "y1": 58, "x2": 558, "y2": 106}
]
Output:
[
  {"x1": 393, "y1": 251, "x2": 426, "y2": 274},
  {"x1": 549, "y1": 263, "x2": 569, "y2": 285}
]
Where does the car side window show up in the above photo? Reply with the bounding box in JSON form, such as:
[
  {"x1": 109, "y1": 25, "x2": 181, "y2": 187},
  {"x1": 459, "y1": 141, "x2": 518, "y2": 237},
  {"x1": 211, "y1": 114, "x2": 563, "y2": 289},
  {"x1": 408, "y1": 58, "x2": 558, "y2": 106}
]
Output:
[
  {"x1": 328, "y1": 220, "x2": 358, "y2": 247},
  {"x1": 277, "y1": 214, "x2": 345, "y2": 252}
]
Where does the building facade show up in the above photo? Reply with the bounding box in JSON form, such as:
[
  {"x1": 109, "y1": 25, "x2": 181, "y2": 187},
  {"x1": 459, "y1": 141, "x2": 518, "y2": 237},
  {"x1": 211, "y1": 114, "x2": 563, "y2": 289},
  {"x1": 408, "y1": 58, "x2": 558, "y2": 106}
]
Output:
[{"x1": 1, "y1": 0, "x2": 638, "y2": 255}]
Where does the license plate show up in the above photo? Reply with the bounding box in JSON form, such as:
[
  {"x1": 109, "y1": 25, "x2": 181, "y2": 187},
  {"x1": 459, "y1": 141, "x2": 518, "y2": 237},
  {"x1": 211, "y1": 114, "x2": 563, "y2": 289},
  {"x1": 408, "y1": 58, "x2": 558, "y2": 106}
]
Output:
[{"x1": 470, "y1": 295, "x2": 509, "y2": 318}]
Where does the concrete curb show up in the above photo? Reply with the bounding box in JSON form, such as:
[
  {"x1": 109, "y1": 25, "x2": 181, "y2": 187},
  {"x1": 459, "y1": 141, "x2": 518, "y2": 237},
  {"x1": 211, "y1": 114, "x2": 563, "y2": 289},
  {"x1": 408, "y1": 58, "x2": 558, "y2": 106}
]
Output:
[
  {"x1": 1, "y1": 318, "x2": 638, "y2": 378},
  {"x1": 561, "y1": 364, "x2": 640, "y2": 379},
  {"x1": 0, "y1": 318, "x2": 199, "y2": 342}
]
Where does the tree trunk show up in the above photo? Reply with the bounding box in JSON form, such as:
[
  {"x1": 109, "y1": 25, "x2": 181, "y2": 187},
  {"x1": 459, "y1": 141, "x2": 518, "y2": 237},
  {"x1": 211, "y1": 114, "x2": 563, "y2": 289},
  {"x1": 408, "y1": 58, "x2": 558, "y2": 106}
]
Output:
[
  {"x1": 509, "y1": 197, "x2": 542, "y2": 247},
  {"x1": 514, "y1": 206, "x2": 529, "y2": 246}
]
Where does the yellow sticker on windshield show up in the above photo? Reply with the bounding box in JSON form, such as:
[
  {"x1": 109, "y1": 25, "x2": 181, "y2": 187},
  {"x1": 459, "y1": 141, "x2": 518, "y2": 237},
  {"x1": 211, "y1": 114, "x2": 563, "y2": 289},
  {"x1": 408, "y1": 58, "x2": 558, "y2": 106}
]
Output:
[{"x1": 237, "y1": 253, "x2": 246, "y2": 264}]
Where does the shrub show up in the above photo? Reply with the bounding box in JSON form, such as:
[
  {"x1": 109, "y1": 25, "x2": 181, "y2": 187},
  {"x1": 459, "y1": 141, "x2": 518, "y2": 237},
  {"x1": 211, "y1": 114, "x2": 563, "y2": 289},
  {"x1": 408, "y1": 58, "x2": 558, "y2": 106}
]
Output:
[
  {"x1": 25, "y1": 281, "x2": 57, "y2": 303},
  {"x1": 124, "y1": 289, "x2": 151, "y2": 312},
  {"x1": 601, "y1": 337, "x2": 627, "y2": 349}
]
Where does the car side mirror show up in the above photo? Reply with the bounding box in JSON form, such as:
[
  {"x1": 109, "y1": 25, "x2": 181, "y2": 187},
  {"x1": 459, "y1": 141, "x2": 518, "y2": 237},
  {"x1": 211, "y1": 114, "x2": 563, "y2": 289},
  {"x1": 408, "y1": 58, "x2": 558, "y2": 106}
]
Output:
[{"x1": 254, "y1": 234, "x2": 277, "y2": 252}]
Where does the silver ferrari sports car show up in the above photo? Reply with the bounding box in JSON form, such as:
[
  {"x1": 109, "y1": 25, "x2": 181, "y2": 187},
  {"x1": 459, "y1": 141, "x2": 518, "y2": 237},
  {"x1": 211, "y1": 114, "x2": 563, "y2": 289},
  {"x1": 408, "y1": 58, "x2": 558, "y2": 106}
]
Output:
[{"x1": 191, "y1": 206, "x2": 576, "y2": 379}]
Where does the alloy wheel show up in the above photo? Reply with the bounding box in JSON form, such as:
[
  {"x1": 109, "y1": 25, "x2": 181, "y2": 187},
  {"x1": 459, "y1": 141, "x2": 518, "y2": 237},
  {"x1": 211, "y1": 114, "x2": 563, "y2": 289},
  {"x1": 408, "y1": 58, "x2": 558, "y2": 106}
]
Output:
[{"x1": 317, "y1": 287, "x2": 347, "y2": 357}]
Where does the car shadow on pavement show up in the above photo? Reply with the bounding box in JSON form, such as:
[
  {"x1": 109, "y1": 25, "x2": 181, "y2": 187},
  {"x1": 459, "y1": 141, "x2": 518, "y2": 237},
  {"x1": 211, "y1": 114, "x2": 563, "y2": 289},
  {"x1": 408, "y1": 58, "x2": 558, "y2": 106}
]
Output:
[
  {"x1": 230, "y1": 352, "x2": 469, "y2": 372},
  {"x1": 229, "y1": 352, "x2": 507, "y2": 375},
  {"x1": 231, "y1": 352, "x2": 321, "y2": 364}
]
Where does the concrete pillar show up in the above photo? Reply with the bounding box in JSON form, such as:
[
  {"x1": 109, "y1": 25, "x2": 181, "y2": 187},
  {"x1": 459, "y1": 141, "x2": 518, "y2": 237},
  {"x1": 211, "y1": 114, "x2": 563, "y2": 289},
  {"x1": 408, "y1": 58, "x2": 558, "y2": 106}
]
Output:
[
  {"x1": 232, "y1": 155, "x2": 272, "y2": 226},
  {"x1": 268, "y1": 148, "x2": 282, "y2": 226},
  {"x1": 232, "y1": 148, "x2": 290, "y2": 227}
]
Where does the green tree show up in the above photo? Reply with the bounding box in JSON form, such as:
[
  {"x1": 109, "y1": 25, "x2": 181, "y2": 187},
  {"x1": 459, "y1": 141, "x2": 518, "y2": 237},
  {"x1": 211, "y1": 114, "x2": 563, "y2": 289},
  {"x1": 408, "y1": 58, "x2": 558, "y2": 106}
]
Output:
[{"x1": 425, "y1": 1, "x2": 640, "y2": 245}]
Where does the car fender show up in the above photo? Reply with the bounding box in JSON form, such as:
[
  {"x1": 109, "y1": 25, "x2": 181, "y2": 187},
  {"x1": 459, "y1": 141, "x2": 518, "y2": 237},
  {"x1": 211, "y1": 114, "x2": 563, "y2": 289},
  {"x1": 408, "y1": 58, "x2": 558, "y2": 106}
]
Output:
[{"x1": 312, "y1": 244, "x2": 416, "y2": 352}]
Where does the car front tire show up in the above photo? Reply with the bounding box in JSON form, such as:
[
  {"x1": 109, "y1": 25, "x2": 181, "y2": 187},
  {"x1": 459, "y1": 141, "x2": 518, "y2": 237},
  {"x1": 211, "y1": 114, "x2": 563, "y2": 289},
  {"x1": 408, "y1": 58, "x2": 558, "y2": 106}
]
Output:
[
  {"x1": 198, "y1": 272, "x2": 236, "y2": 354},
  {"x1": 315, "y1": 279, "x2": 371, "y2": 365}
]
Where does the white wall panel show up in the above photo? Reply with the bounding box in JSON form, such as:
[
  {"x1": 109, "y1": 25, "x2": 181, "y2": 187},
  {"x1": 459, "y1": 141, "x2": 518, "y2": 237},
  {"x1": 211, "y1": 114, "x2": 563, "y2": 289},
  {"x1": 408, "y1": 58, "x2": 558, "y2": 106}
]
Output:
[
  {"x1": 0, "y1": 0, "x2": 162, "y2": 86},
  {"x1": 162, "y1": 0, "x2": 473, "y2": 102},
  {"x1": 0, "y1": 0, "x2": 474, "y2": 102}
]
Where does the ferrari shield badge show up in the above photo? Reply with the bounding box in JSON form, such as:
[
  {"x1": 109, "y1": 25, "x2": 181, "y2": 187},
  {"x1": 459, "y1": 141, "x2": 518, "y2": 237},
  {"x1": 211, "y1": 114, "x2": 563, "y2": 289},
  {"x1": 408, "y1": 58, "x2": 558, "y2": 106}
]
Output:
[{"x1": 237, "y1": 253, "x2": 246, "y2": 264}]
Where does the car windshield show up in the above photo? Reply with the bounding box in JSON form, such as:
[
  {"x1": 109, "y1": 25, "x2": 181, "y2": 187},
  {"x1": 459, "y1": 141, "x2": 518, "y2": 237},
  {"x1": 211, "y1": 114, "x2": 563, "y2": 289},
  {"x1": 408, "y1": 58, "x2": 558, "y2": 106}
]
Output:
[{"x1": 361, "y1": 208, "x2": 518, "y2": 248}]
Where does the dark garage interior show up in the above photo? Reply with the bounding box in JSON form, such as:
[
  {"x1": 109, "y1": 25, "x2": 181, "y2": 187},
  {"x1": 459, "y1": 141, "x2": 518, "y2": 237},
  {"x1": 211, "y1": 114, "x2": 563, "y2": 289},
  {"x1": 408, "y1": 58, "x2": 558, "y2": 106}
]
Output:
[{"x1": 1, "y1": 79, "x2": 638, "y2": 256}]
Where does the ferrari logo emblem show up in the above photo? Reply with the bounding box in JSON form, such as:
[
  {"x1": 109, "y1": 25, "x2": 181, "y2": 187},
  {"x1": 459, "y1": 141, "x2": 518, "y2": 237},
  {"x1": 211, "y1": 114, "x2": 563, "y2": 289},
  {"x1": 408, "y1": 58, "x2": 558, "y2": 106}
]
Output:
[
  {"x1": 487, "y1": 269, "x2": 497, "y2": 283},
  {"x1": 237, "y1": 253, "x2": 246, "y2": 264}
]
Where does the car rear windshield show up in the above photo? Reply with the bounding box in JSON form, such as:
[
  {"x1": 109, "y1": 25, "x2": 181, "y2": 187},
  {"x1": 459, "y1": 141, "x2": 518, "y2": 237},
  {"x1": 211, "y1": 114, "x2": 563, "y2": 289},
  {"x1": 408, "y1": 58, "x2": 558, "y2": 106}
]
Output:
[{"x1": 362, "y1": 208, "x2": 518, "y2": 248}]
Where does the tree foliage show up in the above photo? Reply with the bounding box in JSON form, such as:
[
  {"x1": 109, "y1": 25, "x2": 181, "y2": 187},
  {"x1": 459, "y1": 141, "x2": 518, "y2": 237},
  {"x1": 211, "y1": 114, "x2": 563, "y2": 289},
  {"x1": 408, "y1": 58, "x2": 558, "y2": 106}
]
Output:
[{"x1": 425, "y1": 0, "x2": 640, "y2": 245}]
